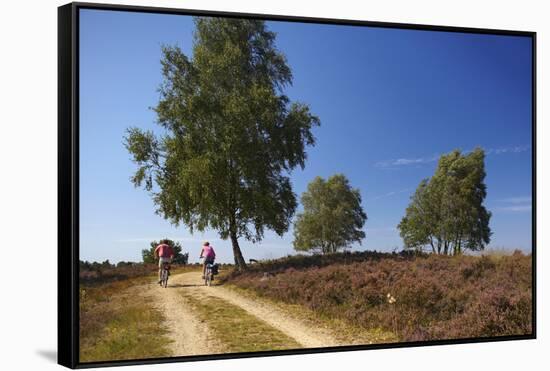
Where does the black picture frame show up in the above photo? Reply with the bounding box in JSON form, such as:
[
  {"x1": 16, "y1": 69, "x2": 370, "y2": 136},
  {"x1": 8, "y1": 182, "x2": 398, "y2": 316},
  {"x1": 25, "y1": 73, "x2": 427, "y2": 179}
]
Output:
[{"x1": 58, "y1": 2, "x2": 537, "y2": 369}]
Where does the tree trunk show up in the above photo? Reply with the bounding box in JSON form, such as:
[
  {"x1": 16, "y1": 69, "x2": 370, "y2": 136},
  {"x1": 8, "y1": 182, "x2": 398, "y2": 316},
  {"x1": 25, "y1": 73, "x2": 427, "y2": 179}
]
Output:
[
  {"x1": 429, "y1": 237, "x2": 436, "y2": 254},
  {"x1": 321, "y1": 242, "x2": 329, "y2": 255},
  {"x1": 454, "y1": 232, "x2": 460, "y2": 256},
  {"x1": 230, "y1": 230, "x2": 247, "y2": 271}
]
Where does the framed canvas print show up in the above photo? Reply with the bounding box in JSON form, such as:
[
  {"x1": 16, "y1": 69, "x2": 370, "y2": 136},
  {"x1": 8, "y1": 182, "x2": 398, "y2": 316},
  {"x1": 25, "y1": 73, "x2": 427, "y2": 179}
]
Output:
[{"x1": 58, "y1": 2, "x2": 536, "y2": 368}]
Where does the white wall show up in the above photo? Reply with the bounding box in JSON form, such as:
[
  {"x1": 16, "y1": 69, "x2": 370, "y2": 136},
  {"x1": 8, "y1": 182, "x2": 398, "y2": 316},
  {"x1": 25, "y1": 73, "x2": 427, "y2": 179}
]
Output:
[{"x1": 0, "y1": 0, "x2": 547, "y2": 370}]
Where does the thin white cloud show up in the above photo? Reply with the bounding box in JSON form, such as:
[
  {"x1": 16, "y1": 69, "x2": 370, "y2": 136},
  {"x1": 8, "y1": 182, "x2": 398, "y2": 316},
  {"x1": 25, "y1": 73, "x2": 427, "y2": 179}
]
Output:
[
  {"x1": 486, "y1": 146, "x2": 530, "y2": 155},
  {"x1": 493, "y1": 195, "x2": 532, "y2": 213},
  {"x1": 494, "y1": 205, "x2": 532, "y2": 212},
  {"x1": 368, "y1": 188, "x2": 411, "y2": 201},
  {"x1": 375, "y1": 145, "x2": 529, "y2": 168},
  {"x1": 498, "y1": 196, "x2": 532, "y2": 204},
  {"x1": 375, "y1": 155, "x2": 438, "y2": 168}
]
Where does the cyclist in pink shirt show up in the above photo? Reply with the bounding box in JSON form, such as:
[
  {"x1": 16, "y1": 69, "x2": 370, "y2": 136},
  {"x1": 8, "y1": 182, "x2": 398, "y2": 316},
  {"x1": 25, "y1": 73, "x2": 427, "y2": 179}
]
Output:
[
  {"x1": 200, "y1": 241, "x2": 216, "y2": 279},
  {"x1": 154, "y1": 240, "x2": 174, "y2": 284}
]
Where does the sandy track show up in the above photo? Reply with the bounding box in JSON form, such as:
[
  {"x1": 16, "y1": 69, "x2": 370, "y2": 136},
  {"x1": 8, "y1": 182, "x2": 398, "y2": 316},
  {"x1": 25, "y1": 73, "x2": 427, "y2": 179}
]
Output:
[
  {"x1": 147, "y1": 274, "x2": 223, "y2": 356},
  {"x1": 154, "y1": 271, "x2": 339, "y2": 351}
]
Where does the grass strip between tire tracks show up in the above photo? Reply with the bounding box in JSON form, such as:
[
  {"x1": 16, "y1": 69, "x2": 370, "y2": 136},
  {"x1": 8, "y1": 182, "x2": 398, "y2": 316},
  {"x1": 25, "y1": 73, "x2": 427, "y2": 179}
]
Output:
[{"x1": 182, "y1": 292, "x2": 302, "y2": 353}]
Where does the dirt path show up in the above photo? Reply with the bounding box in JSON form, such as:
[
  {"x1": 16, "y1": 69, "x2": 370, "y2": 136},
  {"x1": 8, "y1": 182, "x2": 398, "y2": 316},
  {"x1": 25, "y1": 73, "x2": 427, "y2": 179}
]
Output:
[
  {"x1": 147, "y1": 274, "x2": 223, "y2": 356},
  {"x1": 148, "y1": 271, "x2": 340, "y2": 356}
]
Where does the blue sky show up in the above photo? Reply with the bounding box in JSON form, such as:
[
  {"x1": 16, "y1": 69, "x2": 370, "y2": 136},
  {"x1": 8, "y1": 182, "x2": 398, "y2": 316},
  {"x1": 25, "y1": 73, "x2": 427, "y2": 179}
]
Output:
[{"x1": 79, "y1": 9, "x2": 533, "y2": 263}]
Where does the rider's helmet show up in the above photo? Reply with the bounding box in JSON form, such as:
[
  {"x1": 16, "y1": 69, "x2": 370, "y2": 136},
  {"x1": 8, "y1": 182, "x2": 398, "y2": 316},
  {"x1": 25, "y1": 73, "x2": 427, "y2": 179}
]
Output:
[{"x1": 203, "y1": 241, "x2": 210, "y2": 246}]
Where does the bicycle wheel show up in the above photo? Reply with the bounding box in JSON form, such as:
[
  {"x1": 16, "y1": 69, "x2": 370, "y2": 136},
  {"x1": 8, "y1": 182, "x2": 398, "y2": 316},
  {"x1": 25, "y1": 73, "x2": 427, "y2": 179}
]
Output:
[
  {"x1": 205, "y1": 268, "x2": 210, "y2": 286},
  {"x1": 161, "y1": 269, "x2": 168, "y2": 288}
]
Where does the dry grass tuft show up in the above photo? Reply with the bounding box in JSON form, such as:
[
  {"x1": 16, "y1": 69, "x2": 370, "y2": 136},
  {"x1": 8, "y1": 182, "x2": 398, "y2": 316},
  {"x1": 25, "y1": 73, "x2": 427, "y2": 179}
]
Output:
[{"x1": 79, "y1": 274, "x2": 172, "y2": 362}]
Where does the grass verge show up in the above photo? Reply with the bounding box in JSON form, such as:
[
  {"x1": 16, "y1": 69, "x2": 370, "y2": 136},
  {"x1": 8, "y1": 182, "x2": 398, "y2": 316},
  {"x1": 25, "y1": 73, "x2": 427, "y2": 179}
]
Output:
[
  {"x1": 79, "y1": 275, "x2": 172, "y2": 362},
  {"x1": 182, "y1": 293, "x2": 302, "y2": 353}
]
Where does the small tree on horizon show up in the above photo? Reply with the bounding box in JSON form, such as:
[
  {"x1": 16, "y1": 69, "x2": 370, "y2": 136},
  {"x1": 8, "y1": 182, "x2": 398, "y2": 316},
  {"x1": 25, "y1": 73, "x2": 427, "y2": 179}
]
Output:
[
  {"x1": 293, "y1": 174, "x2": 367, "y2": 254},
  {"x1": 142, "y1": 239, "x2": 189, "y2": 264},
  {"x1": 398, "y1": 148, "x2": 492, "y2": 255},
  {"x1": 125, "y1": 18, "x2": 319, "y2": 271}
]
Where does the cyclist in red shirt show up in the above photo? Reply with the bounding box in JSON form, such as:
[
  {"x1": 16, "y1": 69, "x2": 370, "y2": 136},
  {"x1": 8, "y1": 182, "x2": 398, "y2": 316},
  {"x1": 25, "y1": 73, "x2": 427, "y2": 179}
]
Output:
[{"x1": 154, "y1": 240, "x2": 174, "y2": 284}]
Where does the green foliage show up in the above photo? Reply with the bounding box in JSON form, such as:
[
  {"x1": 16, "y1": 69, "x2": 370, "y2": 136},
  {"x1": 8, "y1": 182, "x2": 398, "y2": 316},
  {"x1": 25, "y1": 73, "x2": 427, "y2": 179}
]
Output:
[
  {"x1": 141, "y1": 239, "x2": 189, "y2": 264},
  {"x1": 141, "y1": 247, "x2": 155, "y2": 264},
  {"x1": 398, "y1": 148, "x2": 492, "y2": 255},
  {"x1": 125, "y1": 18, "x2": 319, "y2": 270},
  {"x1": 293, "y1": 174, "x2": 367, "y2": 254}
]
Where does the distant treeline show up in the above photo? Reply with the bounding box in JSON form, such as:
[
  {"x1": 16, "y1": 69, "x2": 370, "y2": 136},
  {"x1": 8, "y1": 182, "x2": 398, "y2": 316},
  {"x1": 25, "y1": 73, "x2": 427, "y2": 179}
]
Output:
[
  {"x1": 79, "y1": 259, "x2": 234, "y2": 285},
  {"x1": 79, "y1": 261, "x2": 158, "y2": 285},
  {"x1": 80, "y1": 260, "x2": 138, "y2": 270}
]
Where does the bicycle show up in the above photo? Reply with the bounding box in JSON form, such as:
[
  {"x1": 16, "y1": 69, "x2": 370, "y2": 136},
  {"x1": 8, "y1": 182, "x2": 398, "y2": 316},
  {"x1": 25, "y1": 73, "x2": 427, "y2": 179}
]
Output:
[
  {"x1": 160, "y1": 262, "x2": 170, "y2": 288},
  {"x1": 205, "y1": 262, "x2": 214, "y2": 286},
  {"x1": 201, "y1": 257, "x2": 214, "y2": 286}
]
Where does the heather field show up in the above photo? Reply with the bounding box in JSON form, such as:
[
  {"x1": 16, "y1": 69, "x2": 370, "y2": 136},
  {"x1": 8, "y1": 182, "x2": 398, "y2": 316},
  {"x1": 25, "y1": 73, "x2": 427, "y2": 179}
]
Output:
[{"x1": 224, "y1": 251, "x2": 532, "y2": 342}]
